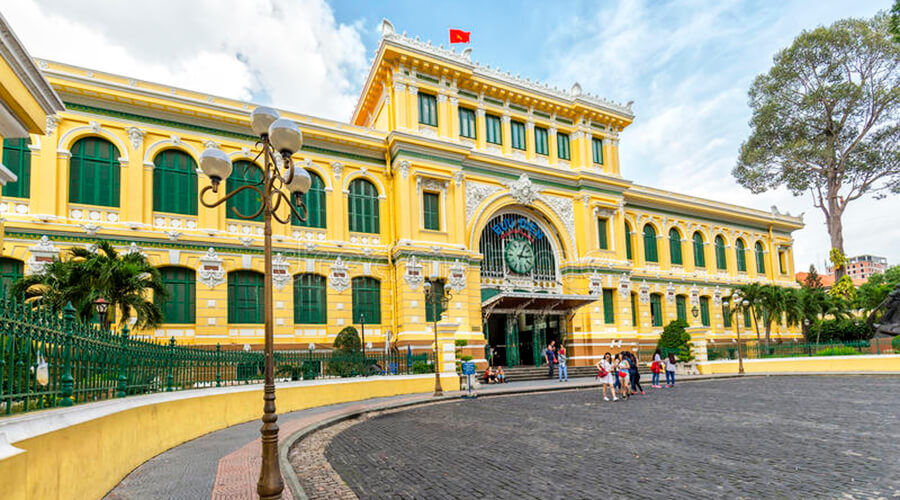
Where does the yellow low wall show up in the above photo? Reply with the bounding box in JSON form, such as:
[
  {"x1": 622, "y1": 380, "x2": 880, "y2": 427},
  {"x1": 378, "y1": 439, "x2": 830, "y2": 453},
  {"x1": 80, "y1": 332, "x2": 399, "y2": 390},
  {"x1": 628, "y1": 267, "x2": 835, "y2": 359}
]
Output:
[
  {"x1": 697, "y1": 354, "x2": 900, "y2": 375},
  {"x1": 0, "y1": 374, "x2": 459, "y2": 500}
]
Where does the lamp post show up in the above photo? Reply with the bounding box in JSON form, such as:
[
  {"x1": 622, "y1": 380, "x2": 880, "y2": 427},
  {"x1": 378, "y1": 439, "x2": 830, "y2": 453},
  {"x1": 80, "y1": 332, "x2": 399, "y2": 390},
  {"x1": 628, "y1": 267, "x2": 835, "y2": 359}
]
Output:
[
  {"x1": 198, "y1": 106, "x2": 310, "y2": 500},
  {"x1": 359, "y1": 312, "x2": 366, "y2": 375},
  {"x1": 729, "y1": 293, "x2": 747, "y2": 375},
  {"x1": 93, "y1": 297, "x2": 110, "y2": 330},
  {"x1": 424, "y1": 280, "x2": 451, "y2": 397}
]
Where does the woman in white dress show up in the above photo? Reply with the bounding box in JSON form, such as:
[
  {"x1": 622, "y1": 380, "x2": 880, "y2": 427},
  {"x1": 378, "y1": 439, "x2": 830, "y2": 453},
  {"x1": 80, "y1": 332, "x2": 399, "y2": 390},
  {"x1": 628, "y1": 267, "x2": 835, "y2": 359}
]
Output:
[{"x1": 596, "y1": 352, "x2": 617, "y2": 401}]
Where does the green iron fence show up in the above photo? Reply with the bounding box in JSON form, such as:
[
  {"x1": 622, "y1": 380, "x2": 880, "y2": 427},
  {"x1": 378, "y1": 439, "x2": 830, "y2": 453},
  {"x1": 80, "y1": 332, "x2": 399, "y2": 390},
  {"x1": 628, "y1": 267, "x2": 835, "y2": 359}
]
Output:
[
  {"x1": 0, "y1": 298, "x2": 432, "y2": 417},
  {"x1": 706, "y1": 340, "x2": 880, "y2": 361}
]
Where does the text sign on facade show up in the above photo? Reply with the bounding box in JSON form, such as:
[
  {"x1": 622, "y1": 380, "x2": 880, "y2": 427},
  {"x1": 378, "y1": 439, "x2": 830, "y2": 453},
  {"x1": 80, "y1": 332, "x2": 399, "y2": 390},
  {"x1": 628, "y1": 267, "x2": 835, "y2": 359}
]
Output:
[{"x1": 491, "y1": 216, "x2": 544, "y2": 241}]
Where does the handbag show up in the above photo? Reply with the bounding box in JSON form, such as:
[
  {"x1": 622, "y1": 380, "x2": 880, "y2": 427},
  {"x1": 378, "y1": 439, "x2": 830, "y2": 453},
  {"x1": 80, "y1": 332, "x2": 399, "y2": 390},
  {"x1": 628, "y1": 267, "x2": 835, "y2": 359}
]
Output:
[
  {"x1": 618, "y1": 370, "x2": 627, "y2": 378},
  {"x1": 35, "y1": 352, "x2": 50, "y2": 386},
  {"x1": 597, "y1": 367, "x2": 608, "y2": 378}
]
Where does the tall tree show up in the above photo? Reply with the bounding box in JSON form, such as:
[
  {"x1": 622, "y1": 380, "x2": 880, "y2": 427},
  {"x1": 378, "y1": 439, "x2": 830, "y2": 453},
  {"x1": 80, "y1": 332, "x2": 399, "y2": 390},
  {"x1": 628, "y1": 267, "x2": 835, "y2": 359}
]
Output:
[
  {"x1": 891, "y1": 0, "x2": 900, "y2": 42},
  {"x1": 734, "y1": 13, "x2": 900, "y2": 280}
]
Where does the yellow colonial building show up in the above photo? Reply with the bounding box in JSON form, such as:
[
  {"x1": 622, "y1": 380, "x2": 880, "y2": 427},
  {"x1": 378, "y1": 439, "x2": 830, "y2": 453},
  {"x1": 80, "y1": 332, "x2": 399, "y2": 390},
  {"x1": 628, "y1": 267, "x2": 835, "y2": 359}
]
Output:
[{"x1": 0, "y1": 20, "x2": 802, "y2": 367}]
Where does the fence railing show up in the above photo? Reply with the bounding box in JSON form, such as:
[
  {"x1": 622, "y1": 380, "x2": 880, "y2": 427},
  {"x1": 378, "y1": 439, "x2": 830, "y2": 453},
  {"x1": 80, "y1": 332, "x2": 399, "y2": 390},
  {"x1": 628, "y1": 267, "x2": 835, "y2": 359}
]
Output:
[
  {"x1": 705, "y1": 340, "x2": 884, "y2": 361},
  {"x1": 0, "y1": 299, "x2": 433, "y2": 417}
]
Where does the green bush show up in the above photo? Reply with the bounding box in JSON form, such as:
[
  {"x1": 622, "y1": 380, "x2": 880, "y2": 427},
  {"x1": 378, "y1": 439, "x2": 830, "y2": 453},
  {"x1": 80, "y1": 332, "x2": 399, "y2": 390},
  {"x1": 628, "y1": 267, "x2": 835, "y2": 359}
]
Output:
[
  {"x1": 813, "y1": 319, "x2": 873, "y2": 343},
  {"x1": 892, "y1": 335, "x2": 900, "y2": 353},
  {"x1": 333, "y1": 326, "x2": 361, "y2": 353},
  {"x1": 813, "y1": 346, "x2": 861, "y2": 357},
  {"x1": 657, "y1": 319, "x2": 693, "y2": 361},
  {"x1": 411, "y1": 360, "x2": 434, "y2": 374}
]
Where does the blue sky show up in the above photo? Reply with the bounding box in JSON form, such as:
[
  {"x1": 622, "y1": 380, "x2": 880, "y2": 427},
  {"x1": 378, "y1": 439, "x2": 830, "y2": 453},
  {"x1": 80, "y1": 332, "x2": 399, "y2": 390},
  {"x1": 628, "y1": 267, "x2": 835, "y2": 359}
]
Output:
[{"x1": 3, "y1": 0, "x2": 896, "y2": 272}]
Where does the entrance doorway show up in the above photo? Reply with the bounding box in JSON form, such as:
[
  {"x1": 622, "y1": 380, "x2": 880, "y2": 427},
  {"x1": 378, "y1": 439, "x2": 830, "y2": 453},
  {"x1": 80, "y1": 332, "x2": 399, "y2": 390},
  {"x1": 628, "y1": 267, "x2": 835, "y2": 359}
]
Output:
[{"x1": 485, "y1": 313, "x2": 561, "y2": 367}]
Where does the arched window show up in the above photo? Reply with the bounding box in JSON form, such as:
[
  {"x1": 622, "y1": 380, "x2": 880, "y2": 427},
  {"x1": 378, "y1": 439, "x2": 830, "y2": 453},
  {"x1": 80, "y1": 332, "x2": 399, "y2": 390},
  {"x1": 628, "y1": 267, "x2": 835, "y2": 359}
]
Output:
[
  {"x1": 153, "y1": 150, "x2": 198, "y2": 215},
  {"x1": 700, "y1": 296, "x2": 711, "y2": 327},
  {"x1": 227, "y1": 160, "x2": 264, "y2": 222},
  {"x1": 668, "y1": 228, "x2": 683, "y2": 265},
  {"x1": 228, "y1": 271, "x2": 264, "y2": 323},
  {"x1": 624, "y1": 221, "x2": 633, "y2": 260},
  {"x1": 755, "y1": 242, "x2": 766, "y2": 274},
  {"x1": 69, "y1": 137, "x2": 120, "y2": 207},
  {"x1": 157, "y1": 267, "x2": 195, "y2": 324},
  {"x1": 735, "y1": 239, "x2": 747, "y2": 272},
  {"x1": 649, "y1": 293, "x2": 663, "y2": 327},
  {"x1": 352, "y1": 276, "x2": 381, "y2": 324},
  {"x1": 425, "y1": 278, "x2": 445, "y2": 323},
  {"x1": 715, "y1": 235, "x2": 727, "y2": 270},
  {"x1": 0, "y1": 257, "x2": 24, "y2": 295},
  {"x1": 348, "y1": 179, "x2": 379, "y2": 233},
  {"x1": 675, "y1": 294, "x2": 687, "y2": 322},
  {"x1": 292, "y1": 172, "x2": 326, "y2": 229},
  {"x1": 2, "y1": 138, "x2": 30, "y2": 198},
  {"x1": 643, "y1": 224, "x2": 658, "y2": 263},
  {"x1": 692, "y1": 232, "x2": 705, "y2": 268},
  {"x1": 293, "y1": 274, "x2": 326, "y2": 324}
]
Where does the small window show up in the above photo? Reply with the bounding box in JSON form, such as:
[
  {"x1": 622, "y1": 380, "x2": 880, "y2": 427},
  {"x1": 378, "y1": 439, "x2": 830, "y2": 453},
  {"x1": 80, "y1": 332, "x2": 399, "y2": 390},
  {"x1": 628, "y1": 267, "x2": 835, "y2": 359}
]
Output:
[
  {"x1": 2, "y1": 138, "x2": 30, "y2": 198},
  {"x1": 153, "y1": 149, "x2": 198, "y2": 216},
  {"x1": 591, "y1": 137, "x2": 604, "y2": 164},
  {"x1": 700, "y1": 296, "x2": 710, "y2": 327},
  {"x1": 557, "y1": 133, "x2": 571, "y2": 160},
  {"x1": 158, "y1": 267, "x2": 196, "y2": 324},
  {"x1": 423, "y1": 191, "x2": 440, "y2": 231},
  {"x1": 650, "y1": 293, "x2": 663, "y2": 327},
  {"x1": 425, "y1": 278, "x2": 445, "y2": 323},
  {"x1": 352, "y1": 277, "x2": 381, "y2": 324},
  {"x1": 293, "y1": 274, "x2": 327, "y2": 324},
  {"x1": 676, "y1": 295, "x2": 687, "y2": 322},
  {"x1": 743, "y1": 307, "x2": 752, "y2": 328},
  {"x1": 723, "y1": 305, "x2": 732, "y2": 328},
  {"x1": 534, "y1": 127, "x2": 548, "y2": 155},
  {"x1": 510, "y1": 120, "x2": 526, "y2": 150},
  {"x1": 485, "y1": 114, "x2": 502, "y2": 145},
  {"x1": 418, "y1": 93, "x2": 437, "y2": 127},
  {"x1": 602, "y1": 289, "x2": 615, "y2": 324},
  {"x1": 459, "y1": 108, "x2": 476, "y2": 139},
  {"x1": 69, "y1": 137, "x2": 121, "y2": 208},
  {"x1": 227, "y1": 161, "x2": 264, "y2": 222},
  {"x1": 597, "y1": 218, "x2": 609, "y2": 250},
  {"x1": 630, "y1": 292, "x2": 638, "y2": 327},
  {"x1": 0, "y1": 257, "x2": 24, "y2": 295},
  {"x1": 228, "y1": 271, "x2": 264, "y2": 324}
]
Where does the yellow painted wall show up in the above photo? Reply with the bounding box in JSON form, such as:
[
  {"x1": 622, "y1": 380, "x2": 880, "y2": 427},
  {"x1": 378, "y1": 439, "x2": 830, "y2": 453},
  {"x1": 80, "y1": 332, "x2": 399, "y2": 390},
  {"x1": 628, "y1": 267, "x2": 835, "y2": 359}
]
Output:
[
  {"x1": 697, "y1": 355, "x2": 900, "y2": 375},
  {"x1": 0, "y1": 374, "x2": 460, "y2": 500}
]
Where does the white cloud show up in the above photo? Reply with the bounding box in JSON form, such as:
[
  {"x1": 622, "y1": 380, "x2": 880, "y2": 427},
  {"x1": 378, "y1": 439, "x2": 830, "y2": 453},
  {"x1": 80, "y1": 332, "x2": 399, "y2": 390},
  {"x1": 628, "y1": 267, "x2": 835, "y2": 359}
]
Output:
[{"x1": 1, "y1": 0, "x2": 369, "y2": 119}]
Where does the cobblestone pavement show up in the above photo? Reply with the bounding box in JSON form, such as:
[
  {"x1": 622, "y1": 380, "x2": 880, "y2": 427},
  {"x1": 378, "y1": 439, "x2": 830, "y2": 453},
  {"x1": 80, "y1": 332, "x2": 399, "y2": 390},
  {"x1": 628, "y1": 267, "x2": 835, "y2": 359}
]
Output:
[{"x1": 325, "y1": 376, "x2": 900, "y2": 499}]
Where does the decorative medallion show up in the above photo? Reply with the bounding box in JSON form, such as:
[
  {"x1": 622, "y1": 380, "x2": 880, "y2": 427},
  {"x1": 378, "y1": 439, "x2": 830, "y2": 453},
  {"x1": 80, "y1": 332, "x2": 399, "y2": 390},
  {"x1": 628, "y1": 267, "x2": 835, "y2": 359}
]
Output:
[
  {"x1": 618, "y1": 273, "x2": 631, "y2": 299},
  {"x1": 589, "y1": 271, "x2": 603, "y2": 296},
  {"x1": 713, "y1": 286, "x2": 722, "y2": 306},
  {"x1": 198, "y1": 248, "x2": 226, "y2": 288},
  {"x1": 329, "y1": 257, "x2": 350, "y2": 292},
  {"x1": 27, "y1": 236, "x2": 59, "y2": 274},
  {"x1": 126, "y1": 127, "x2": 145, "y2": 150},
  {"x1": 504, "y1": 173, "x2": 541, "y2": 205},
  {"x1": 690, "y1": 285, "x2": 700, "y2": 307},
  {"x1": 447, "y1": 259, "x2": 467, "y2": 291},
  {"x1": 638, "y1": 280, "x2": 650, "y2": 304},
  {"x1": 666, "y1": 282, "x2": 676, "y2": 304},
  {"x1": 404, "y1": 255, "x2": 424, "y2": 290},
  {"x1": 464, "y1": 181, "x2": 502, "y2": 220},
  {"x1": 271, "y1": 253, "x2": 291, "y2": 291}
]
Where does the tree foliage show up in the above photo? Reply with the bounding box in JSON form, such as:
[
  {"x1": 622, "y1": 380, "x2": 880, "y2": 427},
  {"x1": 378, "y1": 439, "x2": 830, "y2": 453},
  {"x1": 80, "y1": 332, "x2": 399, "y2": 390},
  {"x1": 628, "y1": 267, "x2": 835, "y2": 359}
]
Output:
[
  {"x1": 801, "y1": 265, "x2": 825, "y2": 289},
  {"x1": 657, "y1": 319, "x2": 693, "y2": 361},
  {"x1": 891, "y1": 0, "x2": 900, "y2": 42},
  {"x1": 734, "y1": 13, "x2": 900, "y2": 279},
  {"x1": 333, "y1": 326, "x2": 361, "y2": 354}
]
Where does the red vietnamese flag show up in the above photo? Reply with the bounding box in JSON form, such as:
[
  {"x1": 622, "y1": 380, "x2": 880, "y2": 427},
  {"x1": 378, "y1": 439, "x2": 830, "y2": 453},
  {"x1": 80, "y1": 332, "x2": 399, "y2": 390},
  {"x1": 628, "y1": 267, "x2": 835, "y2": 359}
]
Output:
[{"x1": 449, "y1": 29, "x2": 470, "y2": 44}]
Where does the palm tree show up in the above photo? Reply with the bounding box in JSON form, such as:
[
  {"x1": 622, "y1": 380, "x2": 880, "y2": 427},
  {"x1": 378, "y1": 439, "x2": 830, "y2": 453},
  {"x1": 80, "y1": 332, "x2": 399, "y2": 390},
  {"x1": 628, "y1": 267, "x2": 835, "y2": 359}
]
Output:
[
  {"x1": 11, "y1": 241, "x2": 168, "y2": 329},
  {"x1": 734, "y1": 283, "x2": 765, "y2": 344},
  {"x1": 757, "y1": 284, "x2": 788, "y2": 348}
]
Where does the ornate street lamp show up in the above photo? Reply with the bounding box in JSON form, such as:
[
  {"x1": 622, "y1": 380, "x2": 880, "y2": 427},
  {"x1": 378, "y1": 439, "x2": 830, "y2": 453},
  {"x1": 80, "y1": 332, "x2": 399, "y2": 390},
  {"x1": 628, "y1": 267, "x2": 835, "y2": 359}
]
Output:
[
  {"x1": 198, "y1": 106, "x2": 310, "y2": 500},
  {"x1": 729, "y1": 293, "x2": 748, "y2": 375},
  {"x1": 93, "y1": 297, "x2": 110, "y2": 330},
  {"x1": 424, "y1": 280, "x2": 452, "y2": 397}
]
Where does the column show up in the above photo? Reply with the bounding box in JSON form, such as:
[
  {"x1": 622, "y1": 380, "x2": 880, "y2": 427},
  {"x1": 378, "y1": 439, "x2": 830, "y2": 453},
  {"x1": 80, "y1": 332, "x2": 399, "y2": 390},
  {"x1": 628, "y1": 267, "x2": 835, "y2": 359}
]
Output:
[
  {"x1": 475, "y1": 108, "x2": 486, "y2": 150},
  {"x1": 408, "y1": 85, "x2": 419, "y2": 130},
  {"x1": 500, "y1": 113, "x2": 511, "y2": 156},
  {"x1": 548, "y1": 126, "x2": 558, "y2": 165},
  {"x1": 121, "y1": 128, "x2": 146, "y2": 224},
  {"x1": 448, "y1": 96, "x2": 460, "y2": 141},
  {"x1": 391, "y1": 79, "x2": 409, "y2": 131},
  {"x1": 505, "y1": 315, "x2": 519, "y2": 367},
  {"x1": 437, "y1": 93, "x2": 451, "y2": 138},
  {"x1": 525, "y1": 120, "x2": 535, "y2": 160}
]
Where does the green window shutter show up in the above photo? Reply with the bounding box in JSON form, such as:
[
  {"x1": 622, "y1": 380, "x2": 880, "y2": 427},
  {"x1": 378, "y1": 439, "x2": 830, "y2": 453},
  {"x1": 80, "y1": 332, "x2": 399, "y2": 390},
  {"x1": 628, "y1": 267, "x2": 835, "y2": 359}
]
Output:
[
  {"x1": 485, "y1": 114, "x2": 502, "y2": 144},
  {"x1": 153, "y1": 150, "x2": 198, "y2": 215},
  {"x1": 424, "y1": 279, "x2": 445, "y2": 323},
  {"x1": 778, "y1": 251, "x2": 786, "y2": 274},
  {"x1": 510, "y1": 121, "x2": 526, "y2": 150},
  {"x1": 735, "y1": 239, "x2": 746, "y2": 272},
  {"x1": 669, "y1": 228, "x2": 682, "y2": 265},
  {"x1": 292, "y1": 172, "x2": 326, "y2": 228},
  {"x1": 715, "y1": 236, "x2": 727, "y2": 270},
  {"x1": 693, "y1": 232, "x2": 706, "y2": 267},
  {"x1": 591, "y1": 137, "x2": 604, "y2": 164},
  {"x1": 557, "y1": 133, "x2": 570, "y2": 160},
  {"x1": 352, "y1": 277, "x2": 381, "y2": 324},
  {"x1": 643, "y1": 225, "x2": 658, "y2": 262},
  {"x1": 602, "y1": 289, "x2": 615, "y2": 324},
  {"x1": 755, "y1": 242, "x2": 766, "y2": 273},
  {"x1": 227, "y1": 161, "x2": 264, "y2": 222},
  {"x1": 0, "y1": 257, "x2": 24, "y2": 295},
  {"x1": 625, "y1": 223, "x2": 633, "y2": 260},
  {"x1": 69, "y1": 137, "x2": 121, "y2": 207},
  {"x1": 2, "y1": 138, "x2": 30, "y2": 198},
  {"x1": 700, "y1": 297, "x2": 710, "y2": 327},
  {"x1": 676, "y1": 295, "x2": 687, "y2": 322},
  {"x1": 293, "y1": 274, "x2": 326, "y2": 324},
  {"x1": 157, "y1": 267, "x2": 195, "y2": 323},
  {"x1": 418, "y1": 93, "x2": 438, "y2": 127},
  {"x1": 630, "y1": 293, "x2": 638, "y2": 327},
  {"x1": 597, "y1": 218, "x2": 608, "y2": 250},
  {"x1": 534, "y1": 127, "x2": 548, "y2": 155},
  {"x1": 228, "y1": 271, "x2": 264, "y2": 323},
  {"x1": 743, "y1": 307, "x2": 752, "y2": 328},
  {"x1": 723, "y1": 304, "x2": 732, "y2": 328},
  {"x1": 348, "y1": 179, "x2": 380, "y2": 233},
  {"x1": 423, "y1": 191, "x2": 440, "y2": 230},
  {"x1": 459, "y1": 108, "x2": 476, "y2": 138},
  {"x1": 650, "y1": 294, "x2": 663, "y2": 327}
]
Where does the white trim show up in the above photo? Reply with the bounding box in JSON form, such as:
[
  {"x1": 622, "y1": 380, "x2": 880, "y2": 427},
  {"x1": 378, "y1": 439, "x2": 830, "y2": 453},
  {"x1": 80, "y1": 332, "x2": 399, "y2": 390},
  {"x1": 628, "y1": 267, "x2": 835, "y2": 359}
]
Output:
[{"x1": 57, "y1": 124, "x2": 130, "y2": 163}]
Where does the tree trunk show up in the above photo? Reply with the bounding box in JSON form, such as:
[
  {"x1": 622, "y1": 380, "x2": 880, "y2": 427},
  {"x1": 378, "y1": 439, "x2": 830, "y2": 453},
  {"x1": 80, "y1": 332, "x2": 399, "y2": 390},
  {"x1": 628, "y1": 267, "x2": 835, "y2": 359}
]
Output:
[{"x1": 825, "y1": 186, "x2": 846, "y2": 280}]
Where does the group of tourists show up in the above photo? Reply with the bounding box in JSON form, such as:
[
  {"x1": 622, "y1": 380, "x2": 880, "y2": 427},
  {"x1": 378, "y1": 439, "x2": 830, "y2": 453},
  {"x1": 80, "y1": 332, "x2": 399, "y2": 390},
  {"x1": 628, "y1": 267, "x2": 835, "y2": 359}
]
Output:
[
  {"x1": 596, "y1": 348, "x2": 678, "y2": 402},
  {"x1": 541, "y1": 340, "x2": 570, "y2": 382},
  {"x1": 481, "y1": 365, "x2": 507, "y2": 384}
]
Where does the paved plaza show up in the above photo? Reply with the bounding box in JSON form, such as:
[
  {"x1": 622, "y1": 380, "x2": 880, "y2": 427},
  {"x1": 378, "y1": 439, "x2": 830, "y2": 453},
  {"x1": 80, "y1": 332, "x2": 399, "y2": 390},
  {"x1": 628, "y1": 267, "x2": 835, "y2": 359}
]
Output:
[{"x1": 325, "y1": 376, "x2": 900, "y2": 499}]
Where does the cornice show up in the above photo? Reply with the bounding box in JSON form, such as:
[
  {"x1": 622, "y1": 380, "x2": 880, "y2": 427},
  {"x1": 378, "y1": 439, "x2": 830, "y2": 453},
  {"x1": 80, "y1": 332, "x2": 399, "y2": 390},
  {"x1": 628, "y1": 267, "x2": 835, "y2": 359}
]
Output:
[{"x1": 0, "y1": 15, "x2": 65, "y2": 128}]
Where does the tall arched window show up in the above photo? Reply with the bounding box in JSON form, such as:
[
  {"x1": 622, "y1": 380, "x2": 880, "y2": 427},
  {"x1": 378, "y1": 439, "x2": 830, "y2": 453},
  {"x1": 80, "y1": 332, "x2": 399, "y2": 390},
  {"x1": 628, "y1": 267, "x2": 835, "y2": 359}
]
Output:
[
  {"x1": 715, "y1": 235, "x2": 727, "y2": 270},
  {"x1": 649, "y1": 293, "x2": 663, "y2": 327},
  {"x1": 227, "y1": 160, "x2": 264, "y2": 222},
  {"x1": 643, "y1": 224, "x2": 658, "y2": 263},
  {"x1": 735, "y1": 238, "x2": 747, "y2": 272},
  {"x1": 157, "y1": 267, "x2": 195, "y2": 324},
  {"x1": 755, "y1": 242, "x2": 766, "y2": 274},
  {"x1": 293, "y1": 274, "x2": 326, "y2": 324},
  {"x1": 69, "y1": 137, "x2": 120, "y2": 207},
  {"x1": 699, "y1": 296, "x2": 711, "y2": 326},
  {"x1": 352, "y1": 276, "x2": 381, "y2": 323},
  {"x1": 675, "y1": 295, "x2": 687, "y2": 322},
  {"x1": 2, "y1": 138, "x2": 30, "y2": 198},
  {"x1": 0, "y1": 257, "x2": 24, "y2": 295},
  {"x1": 228, "y1": 271, "x2": 264, "y2": 323},
  {"x1": 153, "y1": 150, "x2": 198, "y2": 215},
  {"x1": 348, "y1": 178, "x2": 379, "y2": 233},
  {"x1": 669, "y1": 228, "x2": 683, "y2": 265},
  {"x1": 292, "y1": 172, "x2": 326, "y2": 229},
  {"x1": 692, "y1": 232, "x2": 706, "y2": 268},
  {"x1": 624, "y1": 221, "x2": 633, "y2": 260}
]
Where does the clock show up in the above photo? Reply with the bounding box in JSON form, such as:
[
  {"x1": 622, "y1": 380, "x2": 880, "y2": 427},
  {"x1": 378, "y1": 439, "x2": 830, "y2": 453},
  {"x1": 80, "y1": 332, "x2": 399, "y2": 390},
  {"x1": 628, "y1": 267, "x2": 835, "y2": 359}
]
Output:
[{"x1": 504, "y1": 239, "x2": 535, "y2": 274}]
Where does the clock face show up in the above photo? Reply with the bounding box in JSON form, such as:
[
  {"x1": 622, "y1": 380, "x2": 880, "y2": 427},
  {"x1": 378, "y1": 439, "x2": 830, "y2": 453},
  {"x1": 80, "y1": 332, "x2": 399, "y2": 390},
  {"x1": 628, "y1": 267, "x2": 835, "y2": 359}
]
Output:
[{"x1": 504, "y1": 239, "x2": 535, "y2": 274}]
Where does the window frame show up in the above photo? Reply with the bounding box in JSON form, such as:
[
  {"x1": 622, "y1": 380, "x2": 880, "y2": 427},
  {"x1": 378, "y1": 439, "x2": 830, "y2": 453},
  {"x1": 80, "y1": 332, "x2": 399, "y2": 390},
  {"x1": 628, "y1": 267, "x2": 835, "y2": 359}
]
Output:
[
  {"x1": 625, "y1": 222, "x2": 633, "y2": 260},
  {"x1": 735, "y1": 239, "x2": 747, "y2": 272},
  {"x1": 418, "y1": 92, "x2": 438, "y2": 127},
  {"x1": 597, "y1": 217, "x2": 609, "y2": 250},
  {"x1": 700, "y1": 296, "x2": 711, "y2": 327},
  {"x1": 591, "y1": 137, "x2": 604, "y2": 164},
  {"x1": 510, "y1": 120, "x2": 526, "y2": 151},
  {"x1": 227, "y1": 160, "x2": 264, "y2": 222},
  {"x1": 669, "y1": 228, "x2": 683, "y2": 265},
  {"x1": 157, "y1": 266, "x2": 196, "y2": 324},
  {"x1": 2, "y1": 138, "x2": 30, "y2": 198},
  {"x1": 292, "y1": 171, "x2": 326, "y2": 229},
  {"x1": 352, "y1": 276, "x2": 381, "y2": 324},
  {"x1": 715, "y1": 235, "x2": 727, "y2": 270},
  {"x1": 425, "y1": 278, "x2": 445, "y2": 323},
  {"x1": 227, "y1": 270, "x2": 264, "y2": 324},
  {"x1": 422, "y1": 190, "x2": 441, "y2": 231},
  {"x1": 0, "y1": 257, "x2": 24, "y2": 295},
  {"x1": 643, "y1": 224, "x2": 659, "y2": 263},
  {"x1": 556, "y1": 133, "x2": 571, "y2": 160},
  {"x1": 755, "y1": 242, "x2": 766, "y2": 274},
  {"x1": 676, "y1": 295, "x2": 687, "y2": 322},
  {"x1": 153, "y1": 149, "x2": 198, "y2": 216},
  {"x1": 534, "y1": 126, "x2": 549, "y2": 155},
  {"x1": 602, "y1": 288, "x2": 615, "y2": 324},
  {"x1": 485, "y1": 114, "x2": 502, "y2": 145},
  {"x1": 348, "y1": 178, "x2": 380, "y2": 234},
  {"x1": 458, "y1": 107, "x2": 477, "y2": 139},
  {"x1": 293, "y1": 273, "x2": 327, "y2": 324},
  {"x1": 650, "y1": 293, "x2": 663, "y2": 327},
  {"x1": 692, "y1": 232, "x2": 706, "y2": 268},
  {"x1": 69, "y1": 137, "x2": 121, "y2": 208}
]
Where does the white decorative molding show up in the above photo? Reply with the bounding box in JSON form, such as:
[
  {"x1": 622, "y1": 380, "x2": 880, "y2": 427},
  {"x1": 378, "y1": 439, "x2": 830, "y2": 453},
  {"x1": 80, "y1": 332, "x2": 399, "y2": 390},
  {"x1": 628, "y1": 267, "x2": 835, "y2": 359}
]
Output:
[
  {"x1": 79, "y1": 223, "x2": 101, "y2": 236},
  {"x1": 202, "y1": 140, "x2": 219, "y2": 150},
  {"x1": 713, "y1": 286, "x2": 722, "y2": 306},
  {"x1": 666, "y1": 282, "x2": 676, "y2": 304},
  {"x1": 416, "y1": 176, "x2": 449, "y2": 194},
  {"x1": 329, "y1": 257, "x2": 350, "y2": 292},
  {"x1": 618, "y1": 273, "x2": 631, "y2": 299},
  {"x1": 539, "y1": 193, "x2": 575, "y2": 251},
  {"x1": 122, "y1": 242, "x2": 146, "y2": 257},
  {"x1": 394, "y1": 160, "x2": 410, "y2": 179},
  {"x1": 589, "y1": 271, "x2": 603, "y2": 296},
  {"x1": 271, "y1": 253, "x2": 291, "y2": 291},
  {"x1": 126, "y1": 127, "x2": 145, "y2": 150},
  {"x1": 453, "y1": 171, "x2": 464, "y2": 187},
  {"x1": 638, "y1": 280, "x2": 650, "y2": 304},
  {"x1": 503, "y1": 173, "x2": 541, "y2": 205},
  {"x1": 46, "y1": 115, "x2": 60, "y2": 135},
  {"x1": 447, "y1": 259, "x2": 467, "y2": 291},
  {"x1": 27, "y1": 236, "x2": 58, "y2": 274},
  {"x1": 404, "y1": 255, "x2": 424, "y2": 290},
  {"x1": 198, "y1": 248, "x2": 225, "y2": 288},
  {"x1": 464, "y1": 180, "x2": 502, "y2": 220},
  {"x1": 690, "y1": 285, "x2": 700, "y2": 307}
]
